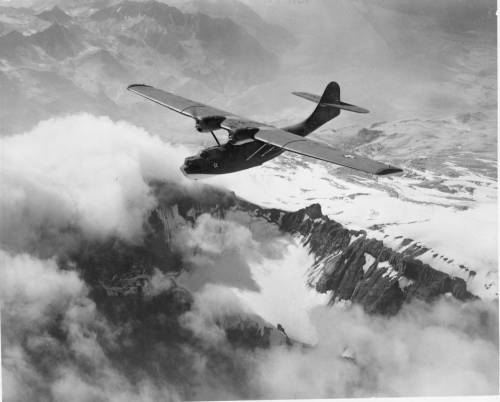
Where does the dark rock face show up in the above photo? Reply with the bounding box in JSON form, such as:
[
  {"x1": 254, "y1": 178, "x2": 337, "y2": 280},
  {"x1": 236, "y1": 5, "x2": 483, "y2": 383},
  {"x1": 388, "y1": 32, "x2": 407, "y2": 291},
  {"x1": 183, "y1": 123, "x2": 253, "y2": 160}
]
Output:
[
  {"x1": 256, "y1": 202, "x2": 475, "y2": 314},
  {"x1": 149, "y1": 182, "x2": 476, "y2": 315}
]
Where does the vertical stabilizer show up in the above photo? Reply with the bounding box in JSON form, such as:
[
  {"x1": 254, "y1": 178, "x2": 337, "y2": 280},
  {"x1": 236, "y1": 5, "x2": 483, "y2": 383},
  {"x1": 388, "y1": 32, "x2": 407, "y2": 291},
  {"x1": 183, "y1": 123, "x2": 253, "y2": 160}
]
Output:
[
  {"x1": 285, "y1": 82, "x2": 341, "y2": 136},
  {"x1": 285, "y1": 81, "x2": 367, "y2": 136}
]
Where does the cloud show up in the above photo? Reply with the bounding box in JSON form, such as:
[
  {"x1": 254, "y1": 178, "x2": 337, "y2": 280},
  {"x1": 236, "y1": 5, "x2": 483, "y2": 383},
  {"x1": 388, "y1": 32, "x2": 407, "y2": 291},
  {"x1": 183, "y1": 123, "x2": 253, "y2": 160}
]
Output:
[
  {"x1": 179, "y1": 283, "x2": 255, "y2": 345},
  {"x1": 143, "y1": 268, "x2": 177, "y2": 297},
  {"x1": 230, "y1": 240, "x2": 329, "y2": 344},
  {"x1": 0, "y1": 249, "x2": 180, "y2": 402},
  {"x1": 0, "y1": 114, "x2": 191, "y2": 252},
  {"x1": 173, "y1": 212, "x2": 290, "y2": 292},
  {"x1": 251, "y1": 298, "x2": 499, "y2": 398},
  {"x1": 0, "y1": 250, "x2": 85, "y2": 326},
  {"x1": 50, "y1": 366, "x2": 178, "y2": 402}
]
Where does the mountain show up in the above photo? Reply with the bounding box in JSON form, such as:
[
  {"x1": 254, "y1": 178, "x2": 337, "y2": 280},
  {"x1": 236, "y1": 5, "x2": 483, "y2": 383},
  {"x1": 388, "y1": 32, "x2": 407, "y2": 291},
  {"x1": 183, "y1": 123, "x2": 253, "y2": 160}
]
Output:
[
  {"x1": 30, "y1": 22, "x2": 83, "y2": 59},
  {"x1": 0, "y1": 30, "x2": 43, "y2": 63},
  {"x1": 64, "y1": 180, "x2": 477, "y2": 317},
  {"x1": 0, "y1": 0, "x2": 286, "y2": 134},
  {"x1": 208, "y1": 110, "x2": 496, "y2": 301},
  {"x1": 358, "y1": 0, "x2": 496, "y2": 34},
  {"x1": 90, "y1": 0, "x2": 279, "y2": 85},
  {"x1": 275, "y1": 203, "x2": 474, "y2": 313},
  {"x1": 36, "y1": 5, "x2": 72, "y2": 25},
  {"x1": 13, "y1": 177, "x2": 474, "y2": 400},
  {"x1": 181, "y1": 0, "x2": 297, "y2": 52}
]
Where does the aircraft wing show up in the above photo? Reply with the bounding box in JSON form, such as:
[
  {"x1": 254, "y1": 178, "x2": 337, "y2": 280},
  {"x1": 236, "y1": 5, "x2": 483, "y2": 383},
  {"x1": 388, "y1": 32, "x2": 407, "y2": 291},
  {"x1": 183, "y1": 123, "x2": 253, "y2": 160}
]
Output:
[
  {"x1": 254, "y1": 129, "x2": 402, "y2": 175},
  {"x1": 127, "y1": 84, "x2": 265, "y2": 130}
]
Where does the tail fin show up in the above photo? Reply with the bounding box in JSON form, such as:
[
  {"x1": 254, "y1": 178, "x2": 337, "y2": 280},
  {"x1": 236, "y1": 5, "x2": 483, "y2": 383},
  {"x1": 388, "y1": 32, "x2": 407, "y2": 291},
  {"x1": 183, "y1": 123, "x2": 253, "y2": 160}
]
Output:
[{"x1": 286, "y1": 82, "x2": 368, "y2": 136}]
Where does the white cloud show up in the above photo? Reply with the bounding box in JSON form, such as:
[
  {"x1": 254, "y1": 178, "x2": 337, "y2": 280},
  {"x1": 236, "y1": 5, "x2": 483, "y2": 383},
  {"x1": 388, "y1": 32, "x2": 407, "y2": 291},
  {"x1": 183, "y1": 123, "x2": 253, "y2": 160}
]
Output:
[
  {"x1": 251, "y1": 298, "x2": 499, "y2": 398},
  {"x1": 232, "y1": 240, "x2": 329, "y2": 344},
  {"x1": 175, "y1": 213, "x2": 257, "y2": 255},
  {"x1": 0, "y1": 250, "x2": 85, "y2": 325},
  {"x1": 179, "y1": 283, "x2": 254, "y2": 345},
  {"x1": 144, "y1": 268, "x2": 177, "y2": 297},
  {"x1": 0, "y1": 114, "x2": 191, "y2": 249},
  {"x1": 174, "y1": 212, "x2": 288, "y2": 292}
]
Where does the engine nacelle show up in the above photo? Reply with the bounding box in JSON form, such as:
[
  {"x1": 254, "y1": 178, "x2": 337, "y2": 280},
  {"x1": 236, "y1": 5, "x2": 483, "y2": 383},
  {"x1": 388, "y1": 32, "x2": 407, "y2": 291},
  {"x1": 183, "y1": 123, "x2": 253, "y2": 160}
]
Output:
[{"x1": 195, "y1": 116, "x2": 225, "y2": 132}]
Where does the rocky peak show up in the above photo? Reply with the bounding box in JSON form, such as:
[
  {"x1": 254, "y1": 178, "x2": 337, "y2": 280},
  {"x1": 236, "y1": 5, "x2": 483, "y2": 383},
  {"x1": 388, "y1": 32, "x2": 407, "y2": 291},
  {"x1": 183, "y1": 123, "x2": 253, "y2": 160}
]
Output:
[
  {"x1": 30, "y1": 23, "x2": 82, "y2": 59},
  {"x1": 0, "y1": 30, "x2": 26, "y2": 47},
  {"x1": 37, "y1": 6, "x2": 72, "y2": 25},
  {"x1": 151, "y1": 182, "x2": 477, "y2": 315},
  {"x1": 163, "y1": 183, "x2": 480, "y2": 312},
  {"x1": 304, "y1": 203, "x2": 323, "y2": 220},
  {"x1": 263, "y1": 203, "x2": 476, "y2": 314},
  {"x1": 91, "y1": 0, "x2": 186, "y2": 23}
]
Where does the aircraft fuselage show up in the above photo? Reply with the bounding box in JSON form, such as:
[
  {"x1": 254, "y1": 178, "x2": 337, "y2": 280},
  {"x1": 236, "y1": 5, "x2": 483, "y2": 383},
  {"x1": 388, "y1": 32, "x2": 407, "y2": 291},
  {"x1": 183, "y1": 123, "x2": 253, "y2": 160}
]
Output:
[{"x1": 180, "y1": 138, "x2": 285, "y2": 178}]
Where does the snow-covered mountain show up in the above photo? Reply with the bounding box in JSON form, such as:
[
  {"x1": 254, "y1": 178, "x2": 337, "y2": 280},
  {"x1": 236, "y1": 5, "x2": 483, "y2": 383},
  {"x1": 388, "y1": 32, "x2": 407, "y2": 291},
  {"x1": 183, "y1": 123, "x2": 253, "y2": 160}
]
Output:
[{"x1": 209, "y1": 111, "x2": 498, "y2": 300}]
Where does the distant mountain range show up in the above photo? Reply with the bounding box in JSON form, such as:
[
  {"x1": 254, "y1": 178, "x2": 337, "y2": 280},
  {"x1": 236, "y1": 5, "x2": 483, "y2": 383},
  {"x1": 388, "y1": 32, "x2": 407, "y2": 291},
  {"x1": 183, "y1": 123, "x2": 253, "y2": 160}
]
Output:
[{"x1": 0, "y1": 0, "x2": 295, "y2": 134}]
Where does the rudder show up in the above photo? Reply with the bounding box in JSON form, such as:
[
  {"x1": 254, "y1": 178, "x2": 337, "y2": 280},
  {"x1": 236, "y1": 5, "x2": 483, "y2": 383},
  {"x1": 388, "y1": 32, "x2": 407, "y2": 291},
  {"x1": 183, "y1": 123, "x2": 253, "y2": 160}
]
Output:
[{"x1": 319, "y1": 81, "x2": 341, "y2": 104}]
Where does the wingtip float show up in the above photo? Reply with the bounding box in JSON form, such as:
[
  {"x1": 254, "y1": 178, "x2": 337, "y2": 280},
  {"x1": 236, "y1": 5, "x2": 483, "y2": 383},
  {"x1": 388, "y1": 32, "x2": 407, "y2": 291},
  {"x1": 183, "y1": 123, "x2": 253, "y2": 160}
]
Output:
[{"x1": 127, "y1": 81, "x2": 402, "y2": 179}]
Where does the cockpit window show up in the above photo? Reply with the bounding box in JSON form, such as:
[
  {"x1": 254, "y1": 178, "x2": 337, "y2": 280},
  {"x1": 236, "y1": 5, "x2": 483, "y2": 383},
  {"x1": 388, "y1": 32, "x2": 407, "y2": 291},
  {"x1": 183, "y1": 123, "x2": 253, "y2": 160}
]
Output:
[{"x1": 185, "y1": 157, "x2": 203, "y2": 172}]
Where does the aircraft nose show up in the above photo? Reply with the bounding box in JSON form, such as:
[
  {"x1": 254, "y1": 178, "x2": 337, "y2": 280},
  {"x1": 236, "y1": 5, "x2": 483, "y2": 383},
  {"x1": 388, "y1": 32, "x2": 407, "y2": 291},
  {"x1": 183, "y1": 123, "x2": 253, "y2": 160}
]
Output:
[
  {"x1": 180, "y1": 164, "x2": 189, "y2": 176},
  {"x1": 182, "y1": 156, "x2": 203, "y2": 173},
  {"x1": 180, "y1": 157, "x2": 209, "y2": 180}
]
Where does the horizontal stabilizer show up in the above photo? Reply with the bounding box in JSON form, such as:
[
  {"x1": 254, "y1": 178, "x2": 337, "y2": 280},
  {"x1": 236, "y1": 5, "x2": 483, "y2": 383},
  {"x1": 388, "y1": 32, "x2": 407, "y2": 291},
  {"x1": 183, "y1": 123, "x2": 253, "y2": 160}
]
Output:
[
  {"x1": 292, "y1": 91, "x2": 321, "y2": 103},
  {"x1": 292, "y1": 90, "x2": 369, "y2": 113}
]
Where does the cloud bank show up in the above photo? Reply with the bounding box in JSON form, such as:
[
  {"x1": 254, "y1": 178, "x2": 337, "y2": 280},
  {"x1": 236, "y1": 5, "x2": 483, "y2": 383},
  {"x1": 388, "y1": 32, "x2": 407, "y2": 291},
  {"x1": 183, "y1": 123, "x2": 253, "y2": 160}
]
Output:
[
  {"x1": 251, "y1": 298, "x2": 499, "y2": 398},
  {"x1": 0, "y1": 114, "x2": 190, "y2": 253}
]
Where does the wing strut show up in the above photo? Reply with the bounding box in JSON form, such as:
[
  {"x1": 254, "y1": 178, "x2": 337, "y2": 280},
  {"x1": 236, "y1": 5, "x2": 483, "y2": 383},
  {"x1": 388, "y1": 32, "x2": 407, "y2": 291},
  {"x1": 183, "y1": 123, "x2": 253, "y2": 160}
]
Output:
[
  {"x1": 211, "y1": 131, "x2": 221, "y2": 146},
  {"x1": 246, "y1": 143, "x2": 267, "y2": 161}
]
